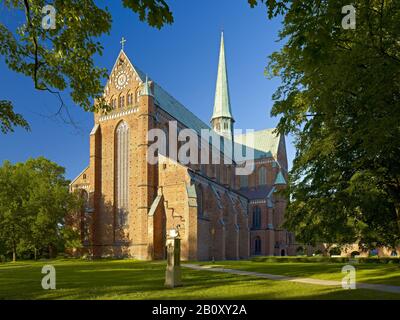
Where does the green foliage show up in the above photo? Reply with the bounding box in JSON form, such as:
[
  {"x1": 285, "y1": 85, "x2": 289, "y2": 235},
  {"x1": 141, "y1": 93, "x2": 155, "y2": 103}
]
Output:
[
  {"x1": 0, "y1": 157, "x2": 81, "y2": 261},
  {"x1": 0, "y1": 100, "x2": 30, "y2": 133},
  {"x1": 251, "y1": 255, "x2": 400, "y2": 264},
  {"x1": 122, "y1": 0, "x2": 173, "y2": 29},
  {"x1": 61, "y1": 226, "x2": 82, "y2": 252},
  {"x1": 296, "y1": 246, "x2": 305, "y2": 255},
  {"x1": 0, "y1": 0, "x2": 291, "y2": 135},
  {"x1": 329, "y1": 247, "x2": 342, "y2": 256},
  {"x1": 247, "y1": 0, "x2": 289, "y2": 19},
  {"x1": 251, "y1": 256, "x2": 349, "y2": 263},
  {"x1": 356, "y1": 257, "x2": 400, "y2": 264},
  {"x1": 0, "y1": 0, "x2": 175, "y2": 133},
  {"x1": 264, "y1": 1, "x2": 400, "y2": 248},
  {"x1": 313, "y1": 249, "x2": 323, "y2": 256},
  {"x1": 1, "y1": 1, "x2": 112, "y2": 112}
]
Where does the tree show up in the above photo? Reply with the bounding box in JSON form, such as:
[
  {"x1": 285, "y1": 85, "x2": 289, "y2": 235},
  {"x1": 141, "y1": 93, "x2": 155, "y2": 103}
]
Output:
[
  {"x1": 0, "y1": 0, "x2": 276, "y2": 133},
  {"x1": 264, "y1": 1, "x2": 400, "y2": 249},
  {"x1": 24, "y1": 157, "x2": 82, "y2": 259},
  {"x1": 0, "y1": 161, "x2": 32, "y2": 261},
  {"x1": 0, "y1": 157, "x2": 81, "y2": 261},
  {"x1": 0, "y1": 100, "x2": 30, "y2": 133},
  {"x1": 0, "y1": 0, "x2": 175, "y2": 133}
]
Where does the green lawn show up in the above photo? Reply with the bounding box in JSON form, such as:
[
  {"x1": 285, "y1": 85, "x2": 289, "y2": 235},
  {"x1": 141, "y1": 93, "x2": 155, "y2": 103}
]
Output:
[
  {"x1": 197, "y1": 260, "x2": 400, "y2": 286},
  {"x1": 0, "y1": 259, "x2": 399, "y2": 300}
]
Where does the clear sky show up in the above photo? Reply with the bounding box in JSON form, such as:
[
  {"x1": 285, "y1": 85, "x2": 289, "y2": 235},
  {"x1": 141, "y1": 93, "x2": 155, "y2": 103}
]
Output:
[{"x1": 0, "y1": 0, "x2": 293, "y2": 180}]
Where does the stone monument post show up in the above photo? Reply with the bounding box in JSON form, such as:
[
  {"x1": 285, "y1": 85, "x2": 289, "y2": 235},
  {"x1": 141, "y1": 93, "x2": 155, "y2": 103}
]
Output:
[{"x1": 165, "y1": 229, "x2": 182, "y2": 288}]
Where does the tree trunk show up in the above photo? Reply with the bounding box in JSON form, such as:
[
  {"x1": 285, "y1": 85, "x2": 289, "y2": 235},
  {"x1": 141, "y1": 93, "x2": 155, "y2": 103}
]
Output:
[{"x1": 34, "y1": 247, "x2": 37, "y2": 261}]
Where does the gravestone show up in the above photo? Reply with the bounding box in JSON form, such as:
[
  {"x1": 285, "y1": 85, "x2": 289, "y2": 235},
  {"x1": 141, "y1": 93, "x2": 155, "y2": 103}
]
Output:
[{"x1": 165, "y1": 229, "x2": 182, "y2": 288}]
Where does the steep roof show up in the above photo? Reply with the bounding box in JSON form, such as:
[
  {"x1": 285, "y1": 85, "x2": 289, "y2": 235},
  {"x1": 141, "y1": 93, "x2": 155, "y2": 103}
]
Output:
[
  {"x1": 234, "y1": 128, "x2": 281, "y2": 160},
  {"x1": 114, "y1": 50, "x2": 280, "y2": 161},
  {"x1": 237, "y1": 185, "x2": 273, "y2": 200},
  {"x1": 274, "y1": 170, "x2": 287, "y2": 185},
  {"x1": 133, "y1": 64, "x2": 211, "y2": 135}
]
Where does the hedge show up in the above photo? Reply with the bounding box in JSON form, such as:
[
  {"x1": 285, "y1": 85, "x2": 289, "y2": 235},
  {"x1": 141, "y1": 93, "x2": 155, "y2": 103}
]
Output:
[{"x1": 250, "y1": 256, "x2": 400, "y2": 264}]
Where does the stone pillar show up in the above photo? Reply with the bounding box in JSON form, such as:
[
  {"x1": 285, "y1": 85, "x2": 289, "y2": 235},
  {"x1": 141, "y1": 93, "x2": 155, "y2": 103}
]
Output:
[{"x1": 165, "y1": 229, "x2": 182, "y2": 288}]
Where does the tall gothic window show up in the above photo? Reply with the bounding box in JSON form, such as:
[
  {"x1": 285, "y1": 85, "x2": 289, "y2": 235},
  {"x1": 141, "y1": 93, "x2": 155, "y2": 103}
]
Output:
[
  {"x1": 258, "y1": 166, "x2": 267, "y2": 186},
  {"x1": 115, "y1": 121, "x2": 129, "y2": 228},
  {"x1": 119, "y1": 95, "x2": 125, "y2": 108},
  {"x1": 240, "y1": 175, "x2": 248, "y2": 188},
  {"x1": 127, "y1": 92, "x2": 132, "y2": 106},
  {"x1": 252, "y1": 206, "x2": 261, "y2": 229},
  {"x1": 136, "y1": 88, "x2": 141, "y2": 102}
]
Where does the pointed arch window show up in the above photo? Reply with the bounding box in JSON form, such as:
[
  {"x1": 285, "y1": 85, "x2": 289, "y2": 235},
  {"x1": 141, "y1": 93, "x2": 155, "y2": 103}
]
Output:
[
  {"x1": 258, "y1": 166, "x2": 267, "y2": 186},
  {"x1": 119, "y1": 95, "x2": 125, "y2": 108},
  {"x1": 115, "y1": 121, "x2": 129, "y2": 228},
  {"x1": 252, "y1": 206, "x2": 261, "y2": 229},
  {"x1": 136, "y1": 88, "x2": 141, "y2": 102},
  {"x1": 127, "y1": 92, "x2": 133, "y2": 106},
  {"x1": 240, "y1": 175, "x2": 248, "y2": 188}
]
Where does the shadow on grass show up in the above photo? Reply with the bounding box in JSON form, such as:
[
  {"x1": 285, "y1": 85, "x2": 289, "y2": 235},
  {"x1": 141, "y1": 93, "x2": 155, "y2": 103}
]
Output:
[
  {"x1": 200, "y1": 260, "x2": 400, "y2": 286},
  {"x1": 0, "y1": 259, "x2": 399, "y2": 300}
]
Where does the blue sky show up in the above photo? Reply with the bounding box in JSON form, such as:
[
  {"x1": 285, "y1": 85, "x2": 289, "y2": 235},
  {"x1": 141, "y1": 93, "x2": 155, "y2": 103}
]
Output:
[{"x1": 0, "y1": 0, "x2": 293, "y2": 180}]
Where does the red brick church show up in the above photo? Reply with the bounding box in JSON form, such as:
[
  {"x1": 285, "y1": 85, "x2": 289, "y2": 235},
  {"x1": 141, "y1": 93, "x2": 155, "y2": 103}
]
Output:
[{"x1": 69, "y1": 33, "x2": 305, "y2": 260}]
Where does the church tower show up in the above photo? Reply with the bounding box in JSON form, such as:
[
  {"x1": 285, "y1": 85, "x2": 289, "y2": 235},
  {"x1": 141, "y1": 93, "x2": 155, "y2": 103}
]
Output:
[{"x1": 211, "y1": 32, "x2": 234, "y2": 141}]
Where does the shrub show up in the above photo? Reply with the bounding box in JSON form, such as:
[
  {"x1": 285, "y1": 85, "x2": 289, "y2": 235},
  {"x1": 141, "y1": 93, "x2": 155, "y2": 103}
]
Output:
[
  {"x1": 313, "y1": 249, "x2": 323, "y2": 256},
  {"x1": 329, "y1": 247, "x2": 341, "y2": 256},
  {"x1": 357, "y1": 257, "x2": 400, "y2": 264},
  {"x1": 296, "y1": 246, "x2": 305, "y2": 255},
  {"x1": 250, "y1": 256, "x2": 400, "y2": 264}
]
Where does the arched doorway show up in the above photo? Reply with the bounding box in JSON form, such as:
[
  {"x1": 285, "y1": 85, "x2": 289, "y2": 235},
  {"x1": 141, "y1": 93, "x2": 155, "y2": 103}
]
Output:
[{"x1": 281, "y1": 249, "x2": 286, "y2": 256}]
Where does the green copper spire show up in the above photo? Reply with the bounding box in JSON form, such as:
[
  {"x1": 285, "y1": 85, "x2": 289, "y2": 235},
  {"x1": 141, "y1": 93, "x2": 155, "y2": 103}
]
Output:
[
  {"x1": 211, "y1": 32, "x2": 233, "y2": 121},
  {"x1": 140, "y1": 75, "x2": 153, "y2": 97}
]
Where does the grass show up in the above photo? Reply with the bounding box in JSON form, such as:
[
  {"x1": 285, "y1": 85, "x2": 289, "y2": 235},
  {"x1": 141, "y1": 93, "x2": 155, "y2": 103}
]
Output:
[
  {"x1": 197, "y1": 259, "x2": 400, "y2": 286},
  {"x1": 0, "y1": 259, "x2": 399, "y2": 300}
]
